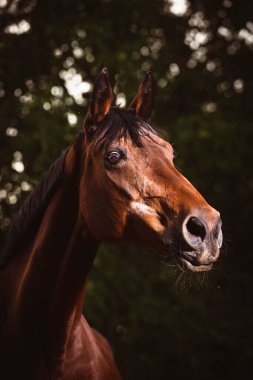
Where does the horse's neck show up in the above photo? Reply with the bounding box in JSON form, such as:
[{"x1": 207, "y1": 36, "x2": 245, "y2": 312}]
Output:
[{"x1": 9, "y1": 146, "x2": 98, "y2": 351}]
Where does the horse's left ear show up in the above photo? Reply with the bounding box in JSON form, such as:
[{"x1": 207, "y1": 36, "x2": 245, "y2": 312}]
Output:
[
  {"x1": 89, "y1": 67, "x2": 113, "y2": 124},
  {"x1": 129, "y1": 71, "x2": 156, "y2": 120}
]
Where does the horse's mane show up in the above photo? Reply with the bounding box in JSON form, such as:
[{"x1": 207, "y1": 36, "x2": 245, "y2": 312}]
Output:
[
  {"x1": 90, "y1": 107, "x2": 158, "y2": 153},
  {"x1": 0, "y1": 107, "x2": 157, "y2": 268},
  {"x1": 0, "y1": 149, "x2": 68, "y2": 268}
]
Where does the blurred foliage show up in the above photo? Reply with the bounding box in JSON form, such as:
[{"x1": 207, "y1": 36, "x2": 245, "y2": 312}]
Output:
[{"x1": 1, "y1": 0, "x2": 253, "y2": 379}]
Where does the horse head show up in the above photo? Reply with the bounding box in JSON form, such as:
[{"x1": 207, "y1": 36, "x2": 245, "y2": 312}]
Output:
[{"x1": 80, "y1": 68, "x2": 222, "y2": 272}]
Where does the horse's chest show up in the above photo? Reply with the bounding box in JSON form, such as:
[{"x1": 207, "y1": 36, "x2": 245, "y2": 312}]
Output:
[{"x1": 52, "y1": 324, "x2": 121, "y2": 380}]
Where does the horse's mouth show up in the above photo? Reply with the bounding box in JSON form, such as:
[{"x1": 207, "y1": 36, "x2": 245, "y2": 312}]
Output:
[{"x1": 177, "y1": 251, "x2": 213, "y2": 272}]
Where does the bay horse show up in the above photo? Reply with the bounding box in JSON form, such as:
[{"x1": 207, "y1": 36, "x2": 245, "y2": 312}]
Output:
[{"x1": 0, "y1": 68, "x2": 222, "y2": 380}]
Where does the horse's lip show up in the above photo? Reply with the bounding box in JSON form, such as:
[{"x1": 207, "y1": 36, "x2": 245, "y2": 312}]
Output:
[{"x1": 177, "y1": 252, "x2": 213, "y2": 272}]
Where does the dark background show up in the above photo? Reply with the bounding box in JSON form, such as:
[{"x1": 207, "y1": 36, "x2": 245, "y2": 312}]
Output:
[{"x1": 0, "y1": 1, "x2": 253, "y2": 379}]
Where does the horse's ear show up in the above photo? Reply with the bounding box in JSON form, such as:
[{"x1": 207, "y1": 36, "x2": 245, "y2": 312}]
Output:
[
  {"x1": 129, "y1": 71, "x2": 155, "y2": 120},
  {"x1": 89, "y1": 67, "x2": 113, "y2": 124}
]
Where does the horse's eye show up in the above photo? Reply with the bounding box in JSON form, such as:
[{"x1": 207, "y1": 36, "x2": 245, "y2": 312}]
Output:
[{"x1": 105, "y1": 150, "x2": 123, "y2": 165}]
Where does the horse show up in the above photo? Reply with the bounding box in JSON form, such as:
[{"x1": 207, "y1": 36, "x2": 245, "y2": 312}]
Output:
[{"x1": 0, "y1": 68, "x2": 222, "y2": 380}]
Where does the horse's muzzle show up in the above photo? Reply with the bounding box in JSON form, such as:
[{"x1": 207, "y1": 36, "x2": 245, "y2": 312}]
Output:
[{"x1": 178, "y1": 212, "x2": 222, "y2": 272}]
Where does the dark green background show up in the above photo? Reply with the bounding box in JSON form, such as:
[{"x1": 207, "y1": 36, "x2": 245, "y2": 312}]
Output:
[{"x1": 0, "y1": 1, "x2": 253, "y2": 379}]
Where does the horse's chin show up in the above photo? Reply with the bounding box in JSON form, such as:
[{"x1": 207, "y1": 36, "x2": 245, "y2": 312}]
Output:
[
  {"x1": 177, "y1": 255, "x2": 213, "y2": 272},
  {"x1": 175, "y1": 249, "x2": 216, "y2": 272}
]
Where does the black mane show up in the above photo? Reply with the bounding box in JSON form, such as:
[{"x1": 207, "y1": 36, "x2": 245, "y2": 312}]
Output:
[
  {"x1": 0, "y1": 107, "x2": 157, "y2": 268},
  {"x1": 0, "y1": 150, "x2": 68, "y2": 268},
  {"x1": 90, "y1": 107, "x2": 158, "y2": 153}
]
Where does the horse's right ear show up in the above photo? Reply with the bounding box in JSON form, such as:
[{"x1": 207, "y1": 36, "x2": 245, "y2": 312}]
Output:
[{"x1": 88, "y1": 67, "x2": 113, "y2": 124}]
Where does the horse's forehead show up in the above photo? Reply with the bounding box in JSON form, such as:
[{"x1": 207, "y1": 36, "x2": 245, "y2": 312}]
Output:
[
  {"x1": 121, "y1": 133, "x2": 173, "y2": 156},
  {"x1": 138, "y1": 134, "x2": 173, "y2": 160},
  {"x1": 144, "y1": 133, "x2": 172, "y2": 152}
]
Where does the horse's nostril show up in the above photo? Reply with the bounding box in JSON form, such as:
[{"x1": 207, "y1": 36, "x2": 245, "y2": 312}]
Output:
[{"x1": 186, "y1": 216, "x2": 206, "y2": 241}]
